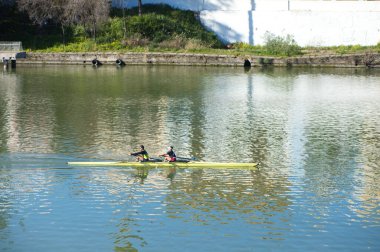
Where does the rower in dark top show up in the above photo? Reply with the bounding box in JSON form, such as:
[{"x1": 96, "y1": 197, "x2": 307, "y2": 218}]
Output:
[
  {"x1": 160, "y1": 146, "x2": 176, "y2": 162},
  {"x1": 130, "y1": 145, "x2": 149, "y2": 162}
]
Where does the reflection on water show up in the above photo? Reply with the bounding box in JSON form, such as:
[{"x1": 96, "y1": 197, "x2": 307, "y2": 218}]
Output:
[{"x1": 0, "y1": 65, "x2": 380, "y2": 251}]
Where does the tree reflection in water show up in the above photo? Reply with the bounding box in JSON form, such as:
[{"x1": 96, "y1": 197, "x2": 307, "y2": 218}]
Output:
[{"x1": 164, "y1": 168, "x2": 291, "y2": 239}]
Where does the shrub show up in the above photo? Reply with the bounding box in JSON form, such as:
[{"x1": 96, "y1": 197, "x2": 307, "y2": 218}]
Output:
[
  {"x1": 185, "y1": 38, "x2": 207, "y2": 50},
  {"x1": 125, "y1": 14, "x2": 176, "y2": 43},
  {"x1": 159, "y1": 34, "x2": 187, "y2": 49},
  {"x1": 333, "y1": 44, "x2": 369, "y2": 54},
  {"x1": 120, "y1": 4, "x2": 222, "y2": 48},
  {"x1": 122, "y1": 33, "x2": 149, "y2": 47},
  {"x1": 263, "y1": 32, "x2": 302, "y2": 56},
  {"x1": 97, "y1": 17, "x2": 124, "y2": 43},
  {"x1": 72, "y1": 25, "x2": 87, "y2": 40}
]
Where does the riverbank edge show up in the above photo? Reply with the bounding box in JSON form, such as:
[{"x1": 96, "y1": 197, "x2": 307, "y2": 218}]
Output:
[{"x1": 17, "y1": 52, "x2": 380, "y2": 68}]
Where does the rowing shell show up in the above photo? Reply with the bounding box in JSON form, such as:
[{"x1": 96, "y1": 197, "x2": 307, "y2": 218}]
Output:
[{"x1": 67, "y1": 161, "x2": 258, "y2": 168}]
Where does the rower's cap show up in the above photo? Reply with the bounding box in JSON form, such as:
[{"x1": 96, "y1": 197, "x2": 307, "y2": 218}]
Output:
[
  {"x1": 140, "y1": 145, "x2": 144, "y2": 149},
  {"x1": 169, "y1": 146, "x2": 173, "y2": 149}
]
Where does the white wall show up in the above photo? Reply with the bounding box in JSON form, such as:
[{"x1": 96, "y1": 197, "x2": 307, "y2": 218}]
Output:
[
  {"x1": 121, "y1": 0, "x2": 380, "y2": 11},
  {"x1": 289, "y1": 0, "x2": 380, "y2": 12},
  {"x1": 252, "y1": 10, "x2": 380, "y2": 46},
  {"x1": 254, "y1": 0, "x2": 380, "y2": 12},
  {"x1": 114, "y1": 0, "x2": 380, "y2": 46}
]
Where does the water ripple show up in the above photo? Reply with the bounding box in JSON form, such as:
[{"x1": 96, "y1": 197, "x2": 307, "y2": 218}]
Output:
[{"x1": 1, "y1": 66, "x2": 380, "y2": 251}]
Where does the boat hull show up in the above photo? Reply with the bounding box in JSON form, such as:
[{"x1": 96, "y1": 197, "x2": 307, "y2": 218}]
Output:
[{"x1": 67, "y1": 161, "x2": 258, "y2": 168}]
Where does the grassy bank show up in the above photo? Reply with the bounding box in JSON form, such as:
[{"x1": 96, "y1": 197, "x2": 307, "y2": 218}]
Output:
[
  {"x1": 1, "y1": 4, "x2": 379, "y2": 57},
  {"x1": 1, "y1": 4, "x2": 223, "y2": 52}
]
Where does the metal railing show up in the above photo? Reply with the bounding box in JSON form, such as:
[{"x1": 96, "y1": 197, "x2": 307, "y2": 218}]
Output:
[{"x1": 0, "y1": 42, "x2": 23, "y2": 51}]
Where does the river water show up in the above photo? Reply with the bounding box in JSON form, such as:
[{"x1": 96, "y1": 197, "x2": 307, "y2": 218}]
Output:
[{"x1": 0, "y1": 65, "x2": 379, "y2": 251}]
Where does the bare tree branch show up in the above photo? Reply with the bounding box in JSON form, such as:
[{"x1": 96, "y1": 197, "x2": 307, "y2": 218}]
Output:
[
  {"x1": 67, "y1": 0, "x2": 110, "y2": 41},
  {"x1": 17, "y1": 0, "x2": 110, "y2": 43},
  {"x1": 17, "y1": 0, "x2": 63, "y2": 26}
]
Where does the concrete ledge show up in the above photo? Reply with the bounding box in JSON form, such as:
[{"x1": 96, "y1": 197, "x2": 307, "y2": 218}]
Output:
[
  {"x1": 1, "y1": 51, "x2": 26, "y2": 60},
  {"x1": 17, "y1": 52, "x2": 380, "y2": 68}
]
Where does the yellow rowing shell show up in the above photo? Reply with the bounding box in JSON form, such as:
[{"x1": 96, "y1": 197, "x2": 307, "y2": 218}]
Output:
[{"x1": 67, "y1": 161, "x2": 258, "y2": 168}]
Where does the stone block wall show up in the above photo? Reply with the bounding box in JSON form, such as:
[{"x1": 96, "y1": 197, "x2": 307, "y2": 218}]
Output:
[{"x1": 18, "y1": 52, "x2": 380, "y2": 68}]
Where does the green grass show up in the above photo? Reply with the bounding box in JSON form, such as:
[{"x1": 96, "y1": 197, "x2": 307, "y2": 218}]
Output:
[
  {"x1": 27, "y1": 38, "x2": 380, "y2": 57},
  {"x1": 306, "y1": 44, "x2": 380, "y2": 55}
]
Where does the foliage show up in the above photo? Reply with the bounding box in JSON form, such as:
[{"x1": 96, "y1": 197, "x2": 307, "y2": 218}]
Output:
[
  {"x1": 302, "y1": 43, "x2": 380, "y2": 55},
  {"x1": 0, "y1": 4, "x2": 35, "y2": 41},
  {"x1": 263, "y1": 32, "x2": 302, "y2": 56},
  {"x1": 76, "y1": 4, "x2": 222, "y2": 50},
  {"x1": 113, "y1": 4, "x2": 223, "y2": 48},
  {"x1": 328, "y1": 44, "x2": 379, "y2": 54},
  {"x1": 13, "y1": 3, "x2": 222, "y2": 51},
  {"x1": 17, "y1": 0, "x2": 66, "y2": 26},
  {"x1": 71, "y1": 0, "x2": 110, "y2": 40},
  {"x1": 229, "y1": 42, "x2": 267, "y2": 55},
  {"x1": 17, "y1": 0, "x2": 110, "y2": 42}
]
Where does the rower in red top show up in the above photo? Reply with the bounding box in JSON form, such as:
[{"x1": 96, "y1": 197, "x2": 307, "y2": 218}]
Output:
[{"x1": 160, "y1": 146, "x2": 176, "y2": 162}]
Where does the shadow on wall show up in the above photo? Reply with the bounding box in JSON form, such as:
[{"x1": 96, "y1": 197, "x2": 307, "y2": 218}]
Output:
[
  {"x1": 201, "y1": 1, "x2": 256, "y2": 45},
  {"x1": 200, "y1": 17, "x2": 242, "y2": 45},
  {"x1": 203, "y1": 0, "x2": 236, "y2": 10},
  {"x1": 164, "y1": 0, "x2": 203, "y2": 11},
  {"x1": 119, "y1": 0, "x2": 256, "y2": 11},
  {"x1": 251, "y1": 0, "x2": 256, "y2": 10},
  {"x1": 118, "y1": 0, "x2": 237, "y2": 11},
  {"x1": 203, "y1": 0, "x2": 255, "y2": 10}
]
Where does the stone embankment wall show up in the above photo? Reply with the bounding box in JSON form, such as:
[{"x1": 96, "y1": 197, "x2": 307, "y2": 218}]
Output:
[{"x1": 18, "y1": 52, "x2": 380, "y2": 68}]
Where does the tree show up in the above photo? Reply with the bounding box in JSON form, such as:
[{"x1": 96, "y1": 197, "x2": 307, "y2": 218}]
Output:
[
  {"x1": 17, "y1": 0, "x2": 65, "y2": 26},
  {"x1": 67, "y1": 0, "x2": 110, "y2": 41},
  {"x1": 138, "y1": 0, "x2": 142, "y2": 16},
  {"x1": 0, "y1": 0, "x2": 15, "y2": 6},
  {"x1": 17, "y1": 0, "x2": 110, "y2": 43},
  {"x1": 115, "y1": 0, "x2": 128, "y2": 38},
  {"x1": 17, "y1": 0, "x2": 70, "y2": 43}
]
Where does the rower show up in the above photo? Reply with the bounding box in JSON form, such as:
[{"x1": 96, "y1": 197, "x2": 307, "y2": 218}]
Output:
[
  {"x1": 130, "y1": 145, "x2": 149, "y2": 162},
  {"x1": 159, "y1": 146, "x2": 176, "y2": 162}
]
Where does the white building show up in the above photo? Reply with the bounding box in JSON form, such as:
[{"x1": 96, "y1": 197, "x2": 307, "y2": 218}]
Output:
[{"x1": 115, "y1": 0, "x2": 380, "y2": 46}]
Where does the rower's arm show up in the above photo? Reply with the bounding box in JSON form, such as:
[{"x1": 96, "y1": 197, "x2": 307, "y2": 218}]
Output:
[{"x1": 130, "y1": 151, "x2": 144, "y2": 156}]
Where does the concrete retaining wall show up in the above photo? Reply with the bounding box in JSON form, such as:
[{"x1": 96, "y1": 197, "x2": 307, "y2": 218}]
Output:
[
  {"x1": 17, "y1": 52, "x2": 380, "y2": 68},
  {"x1": 18, "y1": 52, "x2": 244, "y2": 66},
  {"x1": 1, "y1": 52, "x2": 26, "y2": 60},
  {"x1": 201, "y1": 10, "x2": 380, "y2": 47}
]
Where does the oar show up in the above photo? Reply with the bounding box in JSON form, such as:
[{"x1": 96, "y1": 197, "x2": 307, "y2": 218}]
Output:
[
  {"x1": 177, "y1": 156, "x2": 198, "y2": 161},
  {"x1": 148, "y1": 157, "x2": 164, "y2": 162}
]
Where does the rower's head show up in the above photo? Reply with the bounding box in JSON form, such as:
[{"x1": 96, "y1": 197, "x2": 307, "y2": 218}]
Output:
[
  {"x1": 169, "y1": 146, "x2": 173, "y2": 150},
  {"x1": 140, "y1": 145, "x2": 145, "y2": 150}
]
